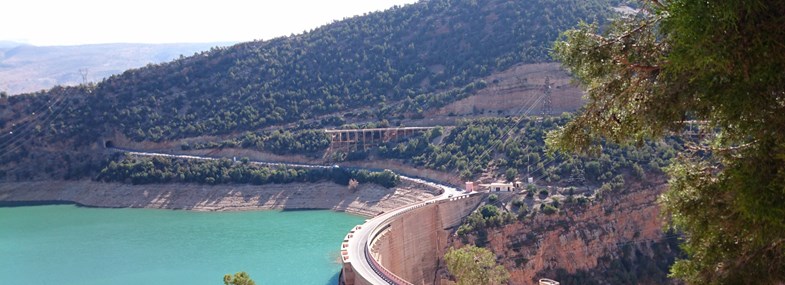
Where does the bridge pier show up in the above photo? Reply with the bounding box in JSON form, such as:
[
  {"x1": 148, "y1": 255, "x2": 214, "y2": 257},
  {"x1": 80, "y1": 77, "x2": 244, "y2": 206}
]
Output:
[{"x1": 326, "y1": 127, "x2": 436, "y2": 149}]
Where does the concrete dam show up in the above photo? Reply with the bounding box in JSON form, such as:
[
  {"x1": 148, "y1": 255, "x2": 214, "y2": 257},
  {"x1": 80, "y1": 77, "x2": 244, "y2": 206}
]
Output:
[{"x1": 340, "y1": 191, "x2": 483, "y2": 285}]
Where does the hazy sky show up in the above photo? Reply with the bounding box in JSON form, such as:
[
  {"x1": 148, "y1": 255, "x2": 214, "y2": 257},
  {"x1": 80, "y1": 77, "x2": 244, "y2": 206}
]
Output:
[{"x1": 3, "y1": 0, "x2": 418, "y2": 46}]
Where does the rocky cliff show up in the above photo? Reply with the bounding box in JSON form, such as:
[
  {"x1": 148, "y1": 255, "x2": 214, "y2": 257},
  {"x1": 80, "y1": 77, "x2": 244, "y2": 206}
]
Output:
[{"x1": 445, "y1": 180, "x2": 682, "y2": 284}]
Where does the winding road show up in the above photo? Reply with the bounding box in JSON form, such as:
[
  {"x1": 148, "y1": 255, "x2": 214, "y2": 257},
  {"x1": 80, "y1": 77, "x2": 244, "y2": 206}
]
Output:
[{"x1": 120, "y1": 149, "x2": 337, "y2": 169}]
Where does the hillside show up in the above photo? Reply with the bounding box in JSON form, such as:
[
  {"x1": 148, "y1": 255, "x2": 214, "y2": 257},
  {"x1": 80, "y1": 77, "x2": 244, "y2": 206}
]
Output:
[
  {"x1": 0, "y1": 0, "x2": 621, "y2": 179},
  {"x1": 0, "y1": 0, "x2": 685, "y2": 283},
  {"x1": 2, "y1": 0, "x2": 617, "y2": 142},
  {"x1": 442, "y1": 182, "x2": 682, "y2": 285},
  {"x1": 0, "y1": 42, "x2": 231, "y2": 95}
]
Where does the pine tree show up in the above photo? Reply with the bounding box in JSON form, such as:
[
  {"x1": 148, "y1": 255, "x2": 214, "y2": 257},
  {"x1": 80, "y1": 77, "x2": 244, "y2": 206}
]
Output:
[{"x1": 550, "y1": 1, "x2": 785, "y2": 283}]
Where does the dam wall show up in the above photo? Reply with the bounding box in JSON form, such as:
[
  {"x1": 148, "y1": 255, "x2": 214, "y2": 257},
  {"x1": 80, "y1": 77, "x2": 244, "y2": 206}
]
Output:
[{"x1": 367, "y1": 195, "x2": 483, "y2": 285}]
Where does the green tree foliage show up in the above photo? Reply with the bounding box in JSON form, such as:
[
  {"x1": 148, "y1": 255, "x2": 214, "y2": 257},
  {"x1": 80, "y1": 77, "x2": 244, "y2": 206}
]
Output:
[
  {"x1": 348, "y1": 169, "x2": 399, "y2": 188},
  {"x1": 96, "y1": 154, "x2": 398, "y2": 188},
  {"x1": 223, "y1": 271, "x2": 256, "y2": 285},
  {"x1": 551, "y1": 1, "x2": 785, "y2": 283},
  {"x1": 457, "y1": 205, "x2": 514, "y2": 244},
  {"x1": 505, "y1": 167, "x2": 518, "y2": 182},
  {"x1": 380, "y1": 116, "x2": 678, "y2": 186},
  {"x1": 445, "y1": 245, "x2": 510, "y2": 285},
  {"x1": 187, "y1": 130, "x2": 331, "y2": 155}
]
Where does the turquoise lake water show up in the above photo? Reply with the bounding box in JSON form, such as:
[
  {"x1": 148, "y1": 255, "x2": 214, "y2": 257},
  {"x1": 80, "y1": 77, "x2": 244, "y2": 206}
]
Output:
[{"x1": 0, "y1": 205, "x2": 365, "y2": 285}]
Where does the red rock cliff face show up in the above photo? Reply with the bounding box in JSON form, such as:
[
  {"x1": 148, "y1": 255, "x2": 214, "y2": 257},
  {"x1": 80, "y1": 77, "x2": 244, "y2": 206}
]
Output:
[{"x1": 447, "y1": 182, "x2": 681, "y2": 284}]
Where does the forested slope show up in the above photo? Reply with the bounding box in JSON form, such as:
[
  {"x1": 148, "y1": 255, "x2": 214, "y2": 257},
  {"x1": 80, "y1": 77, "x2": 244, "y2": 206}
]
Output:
[
  {"x1": 0, "y1": 0, "x2": 621, "y2": 181},
  {"x1": 1, "y1": 0, "x2": 616, "y2": 144}
]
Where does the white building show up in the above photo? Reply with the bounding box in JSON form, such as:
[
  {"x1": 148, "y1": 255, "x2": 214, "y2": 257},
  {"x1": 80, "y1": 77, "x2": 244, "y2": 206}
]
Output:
[{"x1": 485, "y1": 182, "x2": 515, "y2": 192}]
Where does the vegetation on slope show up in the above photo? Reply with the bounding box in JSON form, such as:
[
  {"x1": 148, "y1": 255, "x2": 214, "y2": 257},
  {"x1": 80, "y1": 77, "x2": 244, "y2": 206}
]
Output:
[
  {"x1": 89, "y1": 0, "x2": 615, "y2": 142},
  {"x1": 183, "y1": 113, "x2": 681, "y2": 191},
  {"x1": 444, "y1": 245, "x2": 510, "y2": 285},
  {"x1": 453, "y1": 183, "x2": 684, "y2": 284},
  {"x1": 376, "y1": 115, "x2": 680, "y2": 185},
  {"x1": 183, "y1": 129, "x2": 331, "y2": 156},
  {"x1": 438, "y1": 116, "x2": 684, "y2": 283},
  {"x1": 0, "y1": 0, "x2": 622, "y2": 183},
  {"x1": 96, "y1": 154, "x2": 399, "y2": 187},
  {"x1": 1, "y1": 0, "x2": 617, "y2": 145}
]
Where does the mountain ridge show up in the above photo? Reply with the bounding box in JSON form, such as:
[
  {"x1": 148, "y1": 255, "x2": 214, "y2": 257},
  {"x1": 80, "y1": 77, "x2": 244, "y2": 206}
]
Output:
[{"x1": 0, "y1": 42, "x2": 233, "y2": 95}]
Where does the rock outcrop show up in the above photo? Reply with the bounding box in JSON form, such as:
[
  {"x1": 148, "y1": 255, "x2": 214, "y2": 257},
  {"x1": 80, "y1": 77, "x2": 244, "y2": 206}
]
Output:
[{"x1": 446, "y1": 182, "x2": 682, "y2": 284}]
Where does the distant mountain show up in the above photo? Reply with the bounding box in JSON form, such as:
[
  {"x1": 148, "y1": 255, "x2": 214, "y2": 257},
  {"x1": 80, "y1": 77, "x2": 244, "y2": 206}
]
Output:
[
  {"x1": 0, "y1": 41, "x2": 24, "y2": 49},
  {"x1": 0, "y1": 42, "x2": 233, "y2": 95}
]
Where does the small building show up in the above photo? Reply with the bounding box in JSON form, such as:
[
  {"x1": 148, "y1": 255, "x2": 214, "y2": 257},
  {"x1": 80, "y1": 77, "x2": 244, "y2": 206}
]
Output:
[
  {"x1": 487, "y1": 182, "x2": 514, "y2": 192},
  {"x1": 465, "y1": 181, "x2": 476, "y2": 192}
]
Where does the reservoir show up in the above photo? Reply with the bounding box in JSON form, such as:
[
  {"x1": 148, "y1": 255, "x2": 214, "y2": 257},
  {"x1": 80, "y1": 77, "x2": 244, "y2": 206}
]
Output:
[{"x1": 0, "y1": 205, "x2": 365, "y2": 285}]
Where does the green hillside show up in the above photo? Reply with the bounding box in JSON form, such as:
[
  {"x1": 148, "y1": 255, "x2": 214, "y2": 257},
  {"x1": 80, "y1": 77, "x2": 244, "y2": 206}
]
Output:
[
  {"x1": 0, "y1": 0, "x2": 623, "y2": 182},
  {"x1": 2, "y1": 0, "x2": 615, "y2": 142}
]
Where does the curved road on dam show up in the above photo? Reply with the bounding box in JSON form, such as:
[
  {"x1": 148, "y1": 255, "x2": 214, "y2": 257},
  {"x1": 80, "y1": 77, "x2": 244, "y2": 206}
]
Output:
[
  {"x1": 343, "y1": 182, "x2": 469, "y2": 285},
  {"x1": 111, "y1": 147, "x2": 472, "y2": 285}
]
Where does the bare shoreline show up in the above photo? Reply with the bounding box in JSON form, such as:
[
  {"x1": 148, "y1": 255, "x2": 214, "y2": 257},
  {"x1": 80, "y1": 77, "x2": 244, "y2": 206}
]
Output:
[{"x1": 0, "y1": 180, "x2": 441, "y2": 218}]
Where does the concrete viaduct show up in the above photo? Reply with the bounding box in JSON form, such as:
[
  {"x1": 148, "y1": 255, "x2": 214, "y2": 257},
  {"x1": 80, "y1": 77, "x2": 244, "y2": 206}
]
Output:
[
  {"x1": 340, "y1": 179, "x2": 483, "y2": 285},
  {"x1": 326, "y1": 127, "x2": 436, "y2": 147}
]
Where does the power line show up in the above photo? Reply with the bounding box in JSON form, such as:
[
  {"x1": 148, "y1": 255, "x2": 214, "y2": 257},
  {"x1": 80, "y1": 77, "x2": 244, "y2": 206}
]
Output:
[
  {"x1": 0, "y1": 92, "x2": 68, "y2": 141},
  {"x1": 0, "y1": 91, "x2": 74, "y2": 159},
  {"x1": 461, "y1": 84, "x2": 550, "y2": 178},
  {"x1": 480, "y1": 76, "x2": 559, "y2": 170}
]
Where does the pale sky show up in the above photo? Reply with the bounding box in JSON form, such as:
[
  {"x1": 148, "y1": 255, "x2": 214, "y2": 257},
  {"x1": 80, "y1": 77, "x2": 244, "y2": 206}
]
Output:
[{"x1": 2, "y1": 0, "x2": 419, "y2": 46}]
